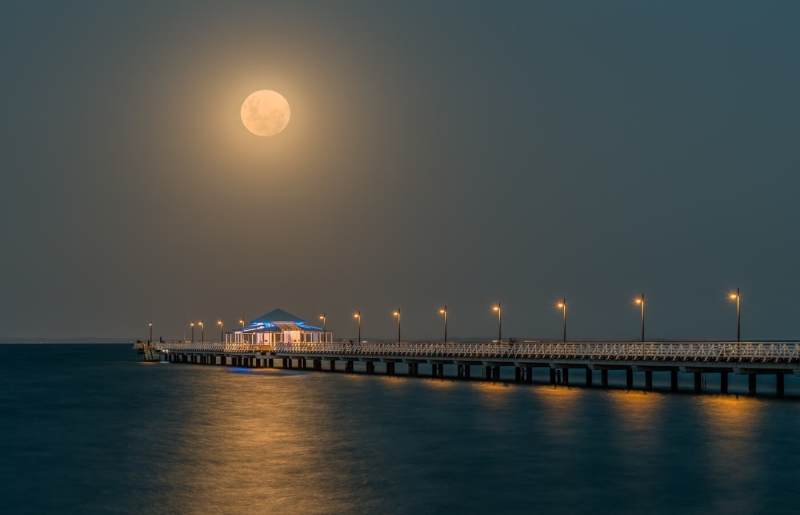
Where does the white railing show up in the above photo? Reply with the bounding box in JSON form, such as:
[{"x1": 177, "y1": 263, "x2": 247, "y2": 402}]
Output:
[
  {"x1": 147, "y1": 340, "x2": 800, "y2": 363},
  {"x1": 272, "y1": 341, "x2": 800, "y2": 363},
  {"x1": 155, "y1": 342, "x2": 274, "y2": 353}
]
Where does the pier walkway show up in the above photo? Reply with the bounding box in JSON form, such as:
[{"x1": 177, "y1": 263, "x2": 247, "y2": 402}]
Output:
[{"x1": 146, "y1": 341, "x2": 800, "y2": 397}]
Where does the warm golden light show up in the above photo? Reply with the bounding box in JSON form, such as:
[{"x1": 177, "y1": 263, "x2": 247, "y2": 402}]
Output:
[
  {"x1": 320, "y1": 316, "x2": 325, "y2": 320},
  {"x1": 240, "y1": 90, "x2": 291, "y2": 137},
  {"x1": 393, "y1": 312, "x2": 399, "y2": 316},
  {"x1": 635, "y1": 298, "x2": 643, "y2": 304},
  {"x1": 492, "y1": 306, "x2": 500, "y2": 311},
  {"x1": 557, "y1": 303, "x2": 564, "y2": 308},
  {"x1": 218, "y1": 320, "x2": 222, "y2": 325},
  {"x1": 354, "y1": 313, "x2": 360, "y2": 318},
  {"x1": 729, "y1": 293, "x2": 738, "y2": 299},
  {"x1": 439, "y1": 309, "x2": 445, "y2": 314}
]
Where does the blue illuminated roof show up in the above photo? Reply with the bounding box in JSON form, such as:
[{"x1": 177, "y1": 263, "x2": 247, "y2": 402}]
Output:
[{"x1": 250, "y1": 309, "x2": 305, "y2": 325}]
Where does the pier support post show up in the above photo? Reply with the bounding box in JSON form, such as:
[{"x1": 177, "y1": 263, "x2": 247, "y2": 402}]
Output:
[
  {"x1": 329, "y1": 360, "x2": 336, "y2": 371},
  {"x1": 345, "y1": 361, "x2": 354, "y2": 373},
  {"x1": 485, "y1": 366, "x2": 492, "y2": 381},
  {"x1": 268, "y1": 358, "x2": 273, "y2": 368},
  {"x1": 464, "y1": 365, "x2": 470, "y2": 379},
  {"x1": 720, "y1": 372, "x2": 728, "y2": 394},
  {"x1": 562, "y1": 368, "x2": 569, "y2": 386},
  {"x1": 457, "y1": 365, "x2": 463, "y2": 378},
  {"x1": 493, "y1": 366, "x2": 501, "y2": 381},
  {"x1": 586, "y1": 369, "x2": 592, "y2": 387},
  {"x1": 601, "y1": 370, "x2": 608, "y2": 387},
  {"x1": 550, "y1": 368, "x2": 556, "y2": 385},
  {"x1": 526, "y1": 367, "x2": 533, "y2": 383},
  {"x1": 626, "y1": 368, "x2": 633, "y2": 389},
  {"x1": 748, "y1": 374, "x2": 757, "y2": 395},
  {"x1": 694, "y1": 373, "x2": 702, "y2": 393},
  {"x1": 645, "y1": 371, "x2": 653, "y2": 391},
  {"x1": 366, "y1": 362, "x2": 374, "y2": 374},
  {"x1": 777, "y1": 373, "x2": 785, "y2": 398},
  {"x1": 515, "y1": 367, "x2": 521, "y2": 382},
  {"x1": 671, "y1": 370, "x2": 678, "y2": 392}
]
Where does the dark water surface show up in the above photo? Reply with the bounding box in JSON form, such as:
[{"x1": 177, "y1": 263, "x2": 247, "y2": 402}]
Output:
[{"x1": 2, "y1": 344, "x2": 800, "y2": 514}]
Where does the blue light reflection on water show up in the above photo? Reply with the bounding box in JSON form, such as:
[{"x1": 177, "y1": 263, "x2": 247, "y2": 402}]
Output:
[{"x1": 1, "y1": 344, "x2": 799, "y2": 514}]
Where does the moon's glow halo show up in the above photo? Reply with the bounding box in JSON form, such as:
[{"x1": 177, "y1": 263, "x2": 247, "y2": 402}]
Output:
[{"x1": 240, "y1": 90, "x2": 291, "y2": 137}]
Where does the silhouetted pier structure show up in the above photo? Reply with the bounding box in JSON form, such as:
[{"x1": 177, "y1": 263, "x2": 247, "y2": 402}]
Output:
[{"x1": 145, "y1": 341, "x2": 800, "y2": 397}]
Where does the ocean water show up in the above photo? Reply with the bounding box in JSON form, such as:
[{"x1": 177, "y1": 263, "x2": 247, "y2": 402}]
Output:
[{"x1": 2, "y1": 344, "x2": 800, "y2": 515}]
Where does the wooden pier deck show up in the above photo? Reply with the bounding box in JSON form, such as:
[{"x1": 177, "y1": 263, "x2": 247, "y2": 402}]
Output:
[{"x1": 140, "y1": 341, "x2": 800, "y2": 397}]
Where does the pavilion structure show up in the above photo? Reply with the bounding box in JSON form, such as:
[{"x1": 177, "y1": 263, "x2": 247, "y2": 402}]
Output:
[{"x1": 226, "y1": 308, "x2": 331, "y2": 345}]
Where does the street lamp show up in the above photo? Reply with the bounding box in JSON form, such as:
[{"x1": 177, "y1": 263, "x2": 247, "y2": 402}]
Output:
[
  {"x1": 492, "y1": 303, "x2": 502, "y2": 343},
  {"x1": 199, "y1": 320, "x2": 204, "y2": 343},
  {"x1": 218, "y1": 320, "x2": 224, "y2": 343},
  {"x1": 319, "y1": 313, "x2": 327, "y2": 343},
  {"x1": 149, "y1": 321, "x2": 153, "y2": 343},
  {"x1": 354, "y1": 311, "x2": 361, "y2": 343},
  {"x1": 440, "y1": 306, "x2": 447, "y2": 343},
  {"x1": 557, "y1": 299, "x2": 567, "y2": 343},
  {"x1": 393, "y1": 310, "x2": 401, "y2": 344},
  {"x1": 635, "y1": 294, "x2": 645, "y2": 342},
  {"x1": 240, "y1": 318, "x2": 245, "y2": 328},
  {"x1": 190, "y1": 321, "x2": 194, "y2": 343},
  {"x1": 729, "y1": 288, "x2": 740, "y2": 342}
]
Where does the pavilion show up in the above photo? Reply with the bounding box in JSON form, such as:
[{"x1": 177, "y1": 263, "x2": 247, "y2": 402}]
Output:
[{"x1": 226, "y1": 308, "x2": 331, "y2": 345}]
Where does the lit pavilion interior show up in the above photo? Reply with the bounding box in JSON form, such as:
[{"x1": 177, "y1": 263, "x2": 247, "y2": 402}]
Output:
[{"x1": 226, "y1": 308, "x2": 331, "y2": 344}]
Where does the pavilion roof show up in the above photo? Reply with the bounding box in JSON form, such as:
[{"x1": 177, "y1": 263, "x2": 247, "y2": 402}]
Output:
[{"x1": 250, "y1": 308, "x2": 305, "y2": 325}]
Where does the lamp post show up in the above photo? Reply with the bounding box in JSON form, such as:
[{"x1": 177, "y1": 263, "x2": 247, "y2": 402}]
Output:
[
  {"x1": 635, "y1": 294, "x2": 645, "y2": 342},
  {"x1": 240, "y1": 318, "x2": 245, "y2": 328},
  {"x1": 218, "y1": 320, "x2": 224, "y2": 343},
  {"x1": 354, "y1": 311, "x2": 361, "y2": 343},
  {"x1": 492, "y1": 303, "x2": 502, "y2": 343},
  {"x1": 393, "y1": 310, "x2": 401, "y2": 344},
  {"x1": 149, "y1": 321, "x2": 153, "y2": 343},
  {"x1": 729, "y1": 288, "x2": 740, "y2": 342},
  {"x1": 440, "y1": 306, "x2": 447, "y2": 343},
  {"x1": 319, "y1": 313, "x2": 327, "y2": 343},
  {"x1": 190, "y1": 321, "x2": 194, "y2": 343},
  {"x1": 198, "y1": 320, "x2": 204, "y2": 343},
  {"x1": 557, "y1": 299, "x2": 567, "y2": 343}
]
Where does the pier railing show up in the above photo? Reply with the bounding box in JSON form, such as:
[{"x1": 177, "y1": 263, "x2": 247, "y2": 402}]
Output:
[
  {"x1": 274, "y1": 341, "x2": 800, "y2": 363},
  {"x1": 154, "y1": 342, "x2": 274, "y2": 353},
  {"x1": 152, "y1": 340, "x2": 800, "y2": 363}
]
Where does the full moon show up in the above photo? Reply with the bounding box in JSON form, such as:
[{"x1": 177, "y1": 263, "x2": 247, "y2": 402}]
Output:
[{"x1": 240, "y1": 90, "x2": 291, "y2": 137}]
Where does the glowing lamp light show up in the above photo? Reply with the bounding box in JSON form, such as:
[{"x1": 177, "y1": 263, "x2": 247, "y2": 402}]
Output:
[
  {"x1": 729, "y1": 293, "x2": 738, "y2": 299},
  {"x1": 635, "y1": 298, "x2": 643, "y2": 304},
  {"x1": 492, "y1": 306, "x2": 500, "y2": 311}
]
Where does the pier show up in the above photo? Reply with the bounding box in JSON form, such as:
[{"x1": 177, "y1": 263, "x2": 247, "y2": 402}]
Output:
[{"x1": 145, "y1": 341, "x2": 800, "y2": 397}]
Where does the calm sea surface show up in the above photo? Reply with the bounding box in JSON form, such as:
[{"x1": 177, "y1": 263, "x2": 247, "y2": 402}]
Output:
[{"x1": 2, "y1": 344, "x2": 800, "y2": 514}]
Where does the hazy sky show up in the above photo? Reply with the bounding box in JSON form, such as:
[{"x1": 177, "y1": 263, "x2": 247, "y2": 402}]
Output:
[{"x1": 1, "y1": 1, "x2": 798, "y2": 341}]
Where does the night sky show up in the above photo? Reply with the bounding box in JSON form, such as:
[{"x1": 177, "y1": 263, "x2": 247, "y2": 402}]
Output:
[{"x1": 1, "y1": 2, "x2": 798, "y2": 341}]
